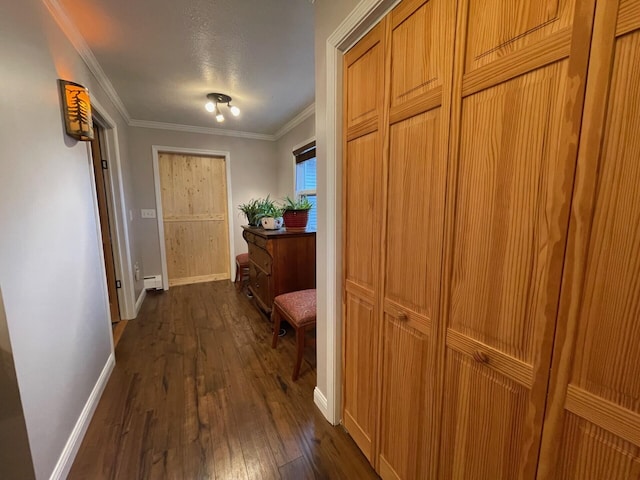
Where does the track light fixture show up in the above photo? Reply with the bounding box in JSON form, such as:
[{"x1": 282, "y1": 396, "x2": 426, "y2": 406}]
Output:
[{"x1": 204, "y1": 93, "x2": 241, "y2": 123}]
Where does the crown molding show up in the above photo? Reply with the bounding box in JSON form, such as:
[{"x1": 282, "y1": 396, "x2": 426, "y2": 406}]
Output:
[
  {"x1": 43, "y1": 0, "x2": 315, "y2": 142},
  {"x1": 42, "y1": 0, "x2": 131, "y2": 123},
  {"x1": 273, "y1": 103, "x2": 316, "y2": 140},
  {"x1": 129, "y1": 119, "x2": 276, "y2": 141}
]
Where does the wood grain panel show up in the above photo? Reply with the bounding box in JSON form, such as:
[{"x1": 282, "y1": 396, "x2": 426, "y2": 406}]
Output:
[
  {"x1": 565, "y1": 386, "x2": 640, "y2": 447},
  {"x1": 159, "y1": 153, "x2": 230, "y2": 286},
  {"x1": 439, "y1": 351, "x2": 530, "y2": 480},
  {"x1": 343, "y1": 292, "x2": 379, "y2": 461},
  {"x1": 164, "y1": 220, "x2": 229, "y2": 286},
  {"x1": 465, "y1": 0, "x2": 575, "y2": 71},
  {"x1": 538, "y1": 2, "x2": 640, "y2": 477},
  {"x1": 345, "y1": 133, "x2": 380, "y2": 291},
  {"x1": 618, "y1": 0, "x2": 640, "y2": 36},
  {"x1": 446, "y1": 329, "x2": 534, "y2": 388},
  {"x1": 378, "y1": 313, "x2": 432, "y2": 480},
  {"x1": 450, "y1": 61, "x2": 568, "y2": 364},
  {"x1": 556, "y1": 414, "x2": 640, "y2": 479},
  {"x1": 461, "y1": 28, "x2": 572, "y2": 98},
  {"x1": 570, "y1": 30, "x2": 640, "y2": 414},
  {"x1": 346, "y1": 23, "x2": 384, "y2": 132},
  {"x1": 385, "y1": 110, "x2": 445, "y2": 322},
  {"x1": 390, "y1": 0, "x2": 443, "y2": 107}
]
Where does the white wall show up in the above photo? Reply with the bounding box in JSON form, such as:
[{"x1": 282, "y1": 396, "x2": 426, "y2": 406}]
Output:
[
  {"x1": 128, "y1": 127, "x2": 280, "y2": 276},
  {"x1": 275, "y1": 115, "x2": 316, "y2": 199},
  {"x1": 0, "y1": 0, "x2": 140, "y2": 477},
  {"x1": 314, "y1": 0, "x2": 360, "y2": 419}
]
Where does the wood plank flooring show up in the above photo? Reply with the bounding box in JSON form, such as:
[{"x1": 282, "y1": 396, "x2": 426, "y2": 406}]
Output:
[{"x1": 69, "y1": 281, "x2": 377, "y2": 480}]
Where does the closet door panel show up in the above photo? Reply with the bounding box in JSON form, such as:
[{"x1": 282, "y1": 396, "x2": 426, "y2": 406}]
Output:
[
  {"x1": 379, "y1": 1, "x2": 454, "y2": 477},
  {"x1": 449, "y1": 61, "x2": 568, "y2": 365},
  {"x1": 343, "y1": 292, "x2": 379, "y2": 461},
  {"x1": 384, "y1": 110, "x2": 444, "y2": 321},
  {"x1": 556, "y1": 414, "x2": 640, "y2": 479},
  {"x1": 378, "y1": 313, "x2": 432, "y2": 480},
  {"x1": 345, "y1": 132, "x2": 380, "y2": 293},
  {"x1": 342, "y1": 20, "x2": 386, "y2": 465},
  {"x1": 439, "y1": 0, "x2": 594, "y2": 476},
  {"x1": 539, "y1": 3, "x2": 640, "y2": 476},
  {"x1": 466, "y1": 0, "x2": 575, "y2": 71},
  {"x1": 390, "y1": 0, "x2": 445, "y2": 108},
  {"x1": 346, "y1": 24, "x2": 384, "y2": 132},
  {"x1": 440, "y1": 351, "x2": 530, "y2": 480}
]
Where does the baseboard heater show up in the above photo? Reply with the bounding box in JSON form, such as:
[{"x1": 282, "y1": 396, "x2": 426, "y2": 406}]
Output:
[{"x1": 143, "y1": 275, "x2": 163, "y2": 290}]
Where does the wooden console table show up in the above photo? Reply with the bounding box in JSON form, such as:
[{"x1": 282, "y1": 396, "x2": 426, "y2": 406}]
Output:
[{"x1": 242, "y1": 226, "x2": 316, "y2": 314}]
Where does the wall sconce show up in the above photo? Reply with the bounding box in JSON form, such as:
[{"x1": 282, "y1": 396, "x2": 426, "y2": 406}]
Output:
[
  {"x1": 58, "y1": 79, "x2": 94, "y2": 141},
  {"x1": 204, "y1": 93, "x2": 240, "y2": 123}
]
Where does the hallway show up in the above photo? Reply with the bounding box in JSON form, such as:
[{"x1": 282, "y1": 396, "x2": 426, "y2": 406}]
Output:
[{"x1": 69, "y1": 282, "x2": 376, "y2": 479}]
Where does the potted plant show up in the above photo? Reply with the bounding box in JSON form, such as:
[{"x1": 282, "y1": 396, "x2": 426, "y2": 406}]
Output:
[
  {"x1": 282, "y1": 195, "x2": 312, "y2": 232},
  {"x1": 260, "y1": 200, "x2": 285, "y2": 230},
  {"x1": 238, "y1": 198, "x2": 264, "y2": 227}
]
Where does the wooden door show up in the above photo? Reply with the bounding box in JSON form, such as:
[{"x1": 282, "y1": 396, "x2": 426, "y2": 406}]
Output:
[
  {"x1": 376, "y1": 1, "x2": 455, "y2": 478},
  {"x1": 159, "y1": 153, "x2": 230, "y2": 287},
  {"x1": 537, "y1": 1, "x2": 640, "y2": 478},
  {"x1": 437, "y1": 0, "x2": 596, "y2": 478},
  {"x1": 90, "y1": 123, "x2": 120, "y2": 323},
  {"x1": 342, "y1": 20, "x2": 386, "y2": 463}
]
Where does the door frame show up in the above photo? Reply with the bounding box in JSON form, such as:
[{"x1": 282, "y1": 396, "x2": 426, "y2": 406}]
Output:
[
  {"x1": 152, "y1": 146, "x2": 235, "y2": 291},
  {"x1": 319, "y1": 0, "x2": 400, "y2": 424},
  {"x1": 90, "y1": 97, "x2": 137, "y2": 320}
]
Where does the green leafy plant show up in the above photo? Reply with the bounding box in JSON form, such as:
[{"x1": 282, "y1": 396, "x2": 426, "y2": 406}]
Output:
[
  {"x1": 282, "y1": 195, "x2": 312, "y2": 211},
  {"x1": 238, "y1": 198, "x2": 264, "y2": 226},
  {"x1": 238, "y1": 195, "x2": 284, "y2": 226}
]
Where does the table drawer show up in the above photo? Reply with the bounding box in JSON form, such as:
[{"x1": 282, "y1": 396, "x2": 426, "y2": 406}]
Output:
[
  {"x1": 248, "y1": 243, "x2": 272, "y2": 274},
  {"x1": 249, "y1": 263, "x2": 272, "y2": 310}
]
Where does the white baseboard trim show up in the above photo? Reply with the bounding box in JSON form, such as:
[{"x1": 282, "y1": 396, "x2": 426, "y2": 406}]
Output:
[
  {"x1": 134, "y1": 288, "x2": 147, "y2": 317},
  {"x1": 49, "y1": 353, "x2": 115, "y2": 480},
  {"x1": 314, "y1": 387, "x2": 332, "y2": 423}
]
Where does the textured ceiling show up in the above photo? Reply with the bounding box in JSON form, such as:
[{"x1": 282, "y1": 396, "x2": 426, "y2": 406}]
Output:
[{"x1": 58, "y1": 0, "x2": 315, "y2": 135}]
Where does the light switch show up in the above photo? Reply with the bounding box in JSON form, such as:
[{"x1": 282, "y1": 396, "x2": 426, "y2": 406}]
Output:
[{"x1": 141, "y1": 209, "x2": 156, "y2": 219}]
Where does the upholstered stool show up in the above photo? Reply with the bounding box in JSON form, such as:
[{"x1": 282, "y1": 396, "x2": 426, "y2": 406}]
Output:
[
  {"x1": 271, "y1": 289, "x2": 316, "y2": 381},
  {"x1": 234, "y1": 253, "x2": 250, "y2": 291}
]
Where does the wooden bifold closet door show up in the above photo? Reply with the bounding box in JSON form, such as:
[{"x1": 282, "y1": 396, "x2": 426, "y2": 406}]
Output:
[
  {"x1": 341, "y1": 0, "x2": 617, "y2": 479},
  {"x1": 537, "y1": 1, "x2": 640, "y2": 478},
  {"x1": 437, "y1": 0, "x2": 595, "y2": 478}
]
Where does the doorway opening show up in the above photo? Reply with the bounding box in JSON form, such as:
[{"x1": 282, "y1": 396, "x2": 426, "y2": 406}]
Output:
[
  {"x1": 154, "y1": 150, "x2": 233, "y2": 288},
  {"x1": 89, "y1": 122, "x2": 126, "y2": 344}
]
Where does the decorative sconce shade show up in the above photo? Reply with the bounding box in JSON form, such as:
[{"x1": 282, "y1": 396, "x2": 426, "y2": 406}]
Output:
[{"x1": 59, "y1": 79, "x2": 94, "y2": 141}]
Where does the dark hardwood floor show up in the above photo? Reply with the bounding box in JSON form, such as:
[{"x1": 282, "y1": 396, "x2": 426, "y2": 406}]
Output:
[{"x1": 69, "y1": 281, "x2": 377, "y2": 480}]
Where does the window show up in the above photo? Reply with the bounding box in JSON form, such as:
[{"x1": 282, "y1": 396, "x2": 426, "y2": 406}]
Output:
[{"x1": 294, "y1": 141, "x2": 317, "y2": 231}]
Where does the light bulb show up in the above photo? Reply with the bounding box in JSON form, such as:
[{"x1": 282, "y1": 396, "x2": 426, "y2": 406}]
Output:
[
  {"x1": 205, "y1": 101, "x2": 215, "y2": 112},
  {"x1": 229, "y1": 104, "x2": 240, "y2": 117},
  {"x1": 216, "y1": 112, "x2": 225, "y2": 122}
]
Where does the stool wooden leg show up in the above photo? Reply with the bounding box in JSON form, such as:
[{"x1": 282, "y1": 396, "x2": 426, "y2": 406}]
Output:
[
  {"x1": 292, "y1": 326, "x2": 305, "y2": 381},
  {"x1": 234, "y1": 262, "x2": 241, "y2": 290},
  {"x1": 271, "y1": 308, "x2": 281, "y2": 349}
]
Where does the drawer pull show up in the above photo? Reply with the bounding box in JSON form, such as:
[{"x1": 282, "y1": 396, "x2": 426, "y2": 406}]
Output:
[
  {"x1": 397, "y1": 312, "x2": 408, "y2": 321},
  {"x1": 472, "y1": 350, "x2": 489, "y2": 364}
]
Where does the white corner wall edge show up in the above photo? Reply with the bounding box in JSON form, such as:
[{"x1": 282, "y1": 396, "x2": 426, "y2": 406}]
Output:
[
  {"x1": 49, "y1": 353, "x2": 115, "y2": 480},
  {"x1": 135, "y1": 288, "x2": 147, "y2": 316},
  {"x1": 313, "y1": 386, "x2": 330, "y2": 419},
  {"x1": 321, "y1": 0, "x2": 401, "y2": 426}
]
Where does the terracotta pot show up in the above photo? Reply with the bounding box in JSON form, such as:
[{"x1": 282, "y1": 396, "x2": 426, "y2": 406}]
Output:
[{"x1": 283, "y1": 209, "x2": 309, "y2": 231}]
